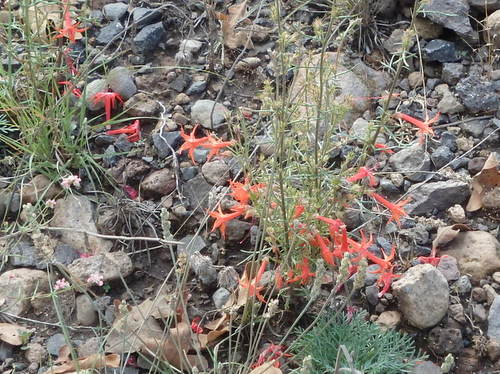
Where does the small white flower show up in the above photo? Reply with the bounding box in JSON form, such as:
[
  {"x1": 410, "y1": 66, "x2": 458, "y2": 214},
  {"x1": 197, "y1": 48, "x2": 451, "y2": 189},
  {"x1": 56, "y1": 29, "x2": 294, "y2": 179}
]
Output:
[
  {"x1": 46, "y1": 199, "x2": 57, "y2": 209},
  {"x1": 60, "y1": 175, "x2": 81, "y2": 189}
]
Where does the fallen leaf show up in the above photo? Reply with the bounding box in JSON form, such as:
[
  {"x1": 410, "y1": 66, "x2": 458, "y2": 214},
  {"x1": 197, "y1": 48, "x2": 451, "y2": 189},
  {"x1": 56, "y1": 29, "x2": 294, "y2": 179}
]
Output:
[
  {"x1": 0, "y1": 323, "x2": 31, "y2": 345},
  {"x1": 198, "y1": 314, "x2": 230, "y2": 349},
  {"x1": 249, "y1": 361, "x2": 282, "y2": 374},
  {"x1": 236, "y1": 260, "x2": 261, "y2": 307},
  {"x1": 467, "y1": 153, "x2": 500, "y2": 212},
  {"x1": 42, "y1": 353, "x2": 120, "y2": 374},
  {"x1": 432, "y1": 224, "x2": 470, "y2": 250}
]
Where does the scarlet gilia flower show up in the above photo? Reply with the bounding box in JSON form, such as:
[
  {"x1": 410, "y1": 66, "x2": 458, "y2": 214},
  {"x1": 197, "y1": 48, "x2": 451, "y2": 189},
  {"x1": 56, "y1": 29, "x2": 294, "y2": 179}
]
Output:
[
  {"x1": 292, "y1": 204, "x2": 305, "y2": 219},
  {"x1": 370, "y1": 192, "x2": 411, "y2": 226},
  {"x1": 374, "y1": 143, "x2": 394, "y2": 154},
  {"x1": 393, "y1": 112, "x2": 440, "y2": 143},
  {"x1": 190, "y1": 316, "x2": 203, "y2": 334},
  {"x1": 106, "y1": 120, "x2": 141, "y2": 142},
  {"x1": 58, "y1": 81, "x2": 82, "y2": 97},
  {"x1": 240, "y1": 258, "x2": 268, "y2": 303},
  {"x1": 346, "y1": 166, "x2": 377, "y2": 187},
  {"x1": 208, "y1": 204, "x2": 242, "y2": 239},
  {"x1": 62, "y1": 48, "x2": 79, "y2": 75},
  {"x1": 204, "y1": 135, "x2": 235, "y2": 161},
  {"x1": 377, "y1": 265, "x2": 400, "y2": 297},
  {"x1": 92, "y1": 90, "x2": 124, "y2": 121},
  {"x1": 251, "y1": 343, "x2": 292, "y2": 369},
  {"x1": 287, "y1": 257, "x2": 315, "y2": 285},
  {"x1": 54, "y1": 8, "x2": 87, "y2": 43},
  {"x1": 178, "y1": 125, "x2": 209, "y2": 163}
]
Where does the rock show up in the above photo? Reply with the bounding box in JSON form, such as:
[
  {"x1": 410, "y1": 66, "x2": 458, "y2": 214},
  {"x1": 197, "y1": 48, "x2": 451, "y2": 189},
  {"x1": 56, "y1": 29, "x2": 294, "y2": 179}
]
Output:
[
  {"x1": 133, "y1": 22, "x2": 166, "y2": 54},
  {"x1": 212, "y1": 287, "x2": 231, "y2": 308},
  {"x1": 392, "y1": 264, "x2": 449, "y2": 329},
  {"x1": 470, "y1": 0, "x2": 500, "y2": 11},
  {"x1": 174, "y1": 93, "x2": 190, "y2": 105},
  {"x1": 185, "y1": 80, "x2": 207, "y2": 96},
  {"x1": 76, "y1": 294, "x2": 97, "y2": 326},
  {"x1": 218, "y1": 266, "x2": 239, "y2": 291},
  {"x1": 177, "y1": 235, "x2": 207, "y2": 257},
  {"x1": 442, "y1": 231, "x2": 500, "y2": 284},
  {"x1": 473, "y1": 287, "x2": 487, "y2": 302},
  {"x1": 123, "y1": 92, "x2": 159, "y2": 117},
  {"x1": 408, "y1": 72, "x2": 423, "y2": 88},
  {"x1": 468, "y1": 156, "x2": 486, "y2": 176},
  {"x1": 449, "y1": 302, "x2": 466, "y2": 324},
  {"x1": 85, "y1": 79, "x2": 108, "y2": 111},
  {"x1": 421, "y1": 0, "x2": 476, "y2": 40},
  {"x1": 459, "y1": 118, "x2": 489, "y2": 137},
  {"x1": 182, "y1": 174, "x2": 213, "y2": 211},
  {"x1": 455, "y1": 275, "x2": 472, "y2": 294},
  {"x1": 47, "y1": 334, "x2": 67, "y2": 356},
  {"x1": 132, "y1": 7, "x2": 162, "y2": 28},
  {"x1": 50, "y1": 195, "x2": 112, "y2": 253},
  {"x1": 486, "y1": 10, "x2": 500, "y2": 49},
  {"x1": 103, "y1": 3, "x2": 128, "y2": 21},
  {"x1": 67, "y1": 251, "x2": 133, "y2": 283},
  {"x1": 422, "y1": 39, "x2": 459, "y2": 62},
  {"x1": 412, "y1": 361, "x2": 441, "y2": 374},
  {"x1": 473, "y1": 303, "x2": 487, "y2": 322},
  {"x1": 140, "y1": 169, "x2": 176, "y2": 197},
  {"x1": 456, "y1": 75, "x2": 500, "y2": 113},
  {"x1": 152, "y1": 131, "x2": 182, "y2": 159},
  {"x1": 189, "y1": 252, "x2": 217, "y2": 286},
  {"x1": 77, "y1": 337, "x2": 101, "y2": 357},
  {"x1": 254, "y1": 135, "x2": 275, "y2": 156},
  {"x1": 431, "y1": 145, "x2": 454, "y2": 169},
  {"x1": 0, "y1": 190, "x2": 20, "y2": 217},
  {"x1": 405, "y1": 180, "x2": 470, "y2": 215},
  {"x1": 442, "y1": 63, "x2": 465, "y2": 85},
  {"x1": 169, "y1": 73, "x2": 191, "y2": 92},
  {"x1": 181, "y1": 166, "x2": 198, "y2": 181},
  {"x1": 435, "y1": 84, "x2": 464, "y2": 114},
  {"x1": 191, "y1": 100, "x2": 230, "y2": 129},
  {"x1": 0, "y1": 268, "x2": 50, "y2": 316},
  {"x1": 21, "y1": 175, "x2": 62, "y2": 204},
  {"x1": 414, "y1": 17, "x2": 443, "y2": 40},
  {"x1": 447, "y1": 204, "x2": 466, "y2": 223},
  {"x1": 96, "y1": 21, "x2": 124, "y2": 45},
  {"x1": 428, "y1": 327, "x2": 463, "y2": 354},
  {"x1": 365, "y1": 284, "x2": 379, "y2": 305},
  {"x1": 489, "y1": 296, "x2": 500, "y2": 342},
  {"x1": 349, "y1": 118, "x2": 384, "y2": 144},
  {"x1": 9, "y1": 241, "x2": 45, "y2": 268},
  {"x1": 440, "y1": 132, "x2": 457, "y2": 151},
  {"x1": 383, "y1": 29, "x2": 410, "y2": 54},
  {"x1": 437, "y1": 255, "x2": 460, "y2": 281},
  {"x1": 235, "y1": 57, "x2": 261, "y2": 72},
  {"x1": 225, "y1": 219, "x2": 252, "y2": 242},
  {"x1": 389, "y1": 143, "x2": 431, "y2": 182},
  {"x1": 201, "y1": 160, "x2": 230, "y2": 185},
  {"x1": 107, "y1": 67, "x2": 136, "y2": 100},
  {"x1": 175, "y1": 39, "x2": 204, "y2": 64},
  {"x1": 485, "y1": 284, "x2": 498, "y2": 304},
  {"x1": 488, "y1": 340, "x2": 500, "y2": 364},
  {"x1": 25, "y1": 343, "x2": 47, "y2": 364},
  {"x1": 172, "y1": 112, "x2": 189, "y2": 125},
  {"x1": 375, "y1": 310, "x2": 401, "y2": 330}
]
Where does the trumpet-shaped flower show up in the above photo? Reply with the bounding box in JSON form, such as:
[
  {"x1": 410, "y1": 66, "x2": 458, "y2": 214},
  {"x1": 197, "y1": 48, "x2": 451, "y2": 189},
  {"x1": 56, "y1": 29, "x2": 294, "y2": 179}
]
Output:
[
  {"x1": 346, "y1": 166, "x2": 377, "y2": 187},
  {"x1": 393, "y1": 112, "x2": 440, "y2": 143},
  {"x1": 55, "y1": 9, "x2": 87, "y2": 43},
  {"x1": 178, "y1": 125, "x2": 209, "y2": 163},
  {"x1": 370, "y1": 192, "x2": 411, "y2": 226},
  {"x1": 106, "y1": 120, "x2": 141, "y2": 142},
  {"x1": 208, "y1": 205, "x2": 242, "y2": 239},
  {"x1": 92, "y1": 91, "x2": 123, "y2": 121}
]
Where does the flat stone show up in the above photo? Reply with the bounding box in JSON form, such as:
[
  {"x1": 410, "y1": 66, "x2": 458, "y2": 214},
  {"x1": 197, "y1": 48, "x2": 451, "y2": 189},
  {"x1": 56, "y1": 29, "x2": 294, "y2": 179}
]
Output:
[
  {"x1": 85, "y1": 79, "x2": 108, "y2": 111},
  {"x1": 177, "y1": 235, "x2": 207, "y2": 257},
  {"x1": 107, "y1": 66, "x2": 137, "y2": 100},
  {"x1": 456, "y1": 75, "x2": 500, "y2": 113},
  {"x1": 123, "y1": 92, "x2": 159, "y2": 117},
  {"x1": 389, "y1": 143, "x2": 431, "y2": 182},
  {"x1": 421, "y1": 0, "x2": 476, "y2": 40},
  {"x1": 437, "y1": 255, "x2": 460, "y2": 281},
  {"x1": 489, "y1": 296, "x2": 500, "y2": 342},
  {"x1": 212, "y1": 287, "x2": 231, "y2": 309},
  {"x1": 76, "y1": 294, "x2": 97, "y2": 326},
  {"x1": 191, "y1": 100, "x2": 230, "y2": 129},
  {"x1": 152, "y1": 131, "x2": 182, "y2": 159},
  {"x1": 133, "y1": 22, "x2": 166, "y2": 54},
  {"x1": 442, "y1": 63, "x2": 465, "y2": 85},
  {"x1": 428, "y1": 327, "x2": 463, "y2": 354},
  {"x1": 422, "y1": 39, "x2": 459, "y2": 62},
  {"x1": 375, "y1": 310, "x2": 401, "y2": 330},
  {"x1": 392, "y1": 264, "x2": 449, "y2": 329},
  {"x1": 21, "y1": 174, "x2": 62, "y2": 204},
  {"x1": 431, "y1": 145, "x2": 454, "y2": 169},
  {"x1": 181, "y1": 174, "x2": 213, "y2": 212},
  {"x1": 201, "y1": 160, "x2": 230, "y2": 185},
  {"x1": 405, "y1": 180, "x2": 470, "y2": 215},
  {"x1": 103, "y1": 3, "x2": 128, "y2": 21},
  {"x1": 46, "y1": 333, "x2": 66, "y2": 356},
  {"x1": 140, "y1": 169, "x2": 176, "y2": 197},
  {"x1": 67, "y1": 251, "x2": 133, "y2": 283},
  {"x1": 96, "y1": 21, "x2": 124, "y2": 45},
  {"x1": 132, "y1": 7, "x2": 161, "y2": 28}
]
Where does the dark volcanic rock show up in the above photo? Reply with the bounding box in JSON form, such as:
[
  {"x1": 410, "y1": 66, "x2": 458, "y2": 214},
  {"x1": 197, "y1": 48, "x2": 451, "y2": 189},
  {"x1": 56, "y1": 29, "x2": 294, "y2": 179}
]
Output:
[
  {"x1": 406, "y1": 180, "x2": 470, "y2": 215},
  {"x1": 133, "y1": 22, "x2": 166, "y2": 54},
  {"x1": 456, "y1": 75, "x2": 500, "y2": 113},
  {"x1": 422, "y1": 39, "x2": 459, "y2": 62}
]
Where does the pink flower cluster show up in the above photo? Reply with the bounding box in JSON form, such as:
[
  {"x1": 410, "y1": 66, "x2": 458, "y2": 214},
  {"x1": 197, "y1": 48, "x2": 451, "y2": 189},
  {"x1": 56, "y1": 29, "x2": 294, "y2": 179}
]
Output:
[
  {"x1": 54, "y1": 278, "x2": 70, "y2": 290},
  {"x1": 60, "y1": 174, "x2": 81, "y2": 189},
  {"x1": 87, "y1": 273, "x2": 104, "y2": 286}
]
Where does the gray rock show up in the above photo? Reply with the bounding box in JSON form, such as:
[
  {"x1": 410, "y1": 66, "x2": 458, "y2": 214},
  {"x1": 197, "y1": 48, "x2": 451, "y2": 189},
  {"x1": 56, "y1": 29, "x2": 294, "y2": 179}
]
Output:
[
  {"x1": 96, "y1": 21, "x2": 124, "y2": 45},
  {"x1": 455, "y1": 275, "x2": 472, "y2": 294},
  {"x1": 460, "y1": 119, "x2": 490, "y2": 137},
  {"x1": 365, "y1": 264, "x2": 381, "y2": 286},
  {"x1": 443, "y1": 231, "x2": 500, "y2": 284},
  {"x1": 190, "y1": 252, "x2": 217, "y2": 286},
  {"x1": 0, "y1": 341, "x2": 13, "y2": 361},
  {"x1": 254, "y1": 135, "x2": 275, "y2": 156},
  {"x1": 489, "y1": 296, "x2": 500, "y2": 342},
  {"x1": 436, "y1": 84, "x2": 464, "y2": 114},
  {"x1": 140, "y1": 169, "x2": 176, "y2": 196},
  {"x1": 191, "y1": 100, "x2": 230, "y2": 129},
  {"x1": 421, "y1": 0, "x2": 476, "y2": 40},
  {"x1": 67, "y1": 251, "x2": 133, "y2": 283},
  {"x1": 181, "y1": 174, "x2": 213, "y2": 211},
  {"x1": 212, "y1": 287, "x2": 231, "y2": 308},
  {"x1": 25, "y1": 342, "x2": 47, "y2": 364},
  {"x1": 76, "y1": 294, "x2": 97, "y2": 326},
  {"x1": 469, "y1": 0, "x2": 500, "y2": 11},
  {"x1": 94, "y1": 134, "x2": 115, "y2": 146},
  {"x1": 412, "y1": 361, "x2": 441, "y2": 374},
  {"x1": 47, "y1": 333, "x2": 66, "y2": 356},
  {"x1": 389, "y1": 143, "x2": 431, "y2": 182},
  {"x1": 456, "y1": 75, "x2": 500, "y2": 113},
  {"x1": 186, "y1": 80, "x2": 207, "y2": 95},
  {"x1": 365, "y1": 284, "x2": 379, "y2": 305},
  {"x1": 114, "y1": 134, "x2": 132, "y2": 153},
  {"x1": 431, "y1": 145, "x2": 454, "y2": 169},
  {"x1": 201, "y1": 160, "x2": 230, "y2": 185},
  {"x1": 473, "y1": 303, "x2": 487, "y2": 322},
  {"x1": 103, "y1": 145, "x2": 118, "y2": 168},
  {"x1": 133, "y1": 22, "x2": 166, "y2": 54},
  {"x1": 181, "y1": 166, "x2": 198, "y2": 181},
  {"x1": 437, "y1": 255, "x2": 460, "y2": 281},
  {"x1": 54, "y1": 244, "x2": 80, "y2": 265},
  {"x1": 349, "y1": 118, "x2": 384, "y2": 144},
  {"x1": 429, "y1": 327, "x2": 463, "y2": 354},
  {"x1": 169, "y1": 73, "x2": 191, "y2": 92},
  {"x1": 103, "y1": 3, "x2": 128, "y2": 21},
  {"x1": 405, "y1": 180, "x2": 469, "y2": 215},
  {"x1": 50, "y1": 195, "x2": 112, "y2": 253},
  {"x1": 440, "y1": 132, "x2": 457, "y2": 152},
  {"x1": 9, "y1": 241, "x2": 43, "y2": 268},
  {"x1": 123, "y1": 92, "x2": 159, "y2": 117},
  {"x1": 107, "y1": 67, "x2": 137, "y2": 100},
  {"x1": 132, "y1": 7, "x2": 162, "y2": 28},
  {"x1": 442, "y1": 63, "x2": 465, "y2": 85},
  {"x1": 85, "y1": 79, "x2": 108, "y2": 111},
  {"x1": 177, "y1": 235, "x2": 207, "y2": 256},
  {"x1": 392, "y1": 264, "x2": 449, "y2": 329},
  {"x1": 218, "y1": 266, "x2": 239, "y2": 291},
  {"x1": 225, "y1": 219, "x2": 252, "y2": 242},
  {"x1": 468, "y1": 157, "x2": 486, "y2": 176},
  {"x1": 379, "y1": 178, "x2": 399, "y2": 195},
  {"x1": 422, "y1": 39, "x2": 459, "y2": 62},
  {"x1": 152, "y1": 131, "x2": 182, "y2": 159}
]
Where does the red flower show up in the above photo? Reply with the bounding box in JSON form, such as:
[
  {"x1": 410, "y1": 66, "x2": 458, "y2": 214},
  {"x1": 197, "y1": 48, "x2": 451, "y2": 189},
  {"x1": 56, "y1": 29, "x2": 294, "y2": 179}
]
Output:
[
  {"x1": 54, "y1": 9, "x2": 87, "y2": 43},
  {"x1": 314, "y1": 233, "x2": 335, "y2": 266},
  {"x1": 240, "y1": 258, "x2": 268, "y2": 303},
  {"x1": 370, "y1": 192, "x2": 411, "y2": 226},
  {"x1": 190, "y1": 317, "x2": 203, "y2": 334},
  {"x1": 92, "y1": 91, "x2": 124, "y2": 121},
  {"x1": 106, "y1": 120, "x2": 141, "y2": 142},
  {"x1": 287, "y1": 257, "x2": 315, "y2": 285},
  {"x1": 208, "y1": 205, "x2": 242, "y2": 239},
  {"x1": 123, "y1": 185, "x2": 138, "y2": 199},
  {"x1": 251, "y1": 343, "x2": 292, "y2": 369},
  {"x1": 377, "y1": 266, "x2": 401, "y2": 297},
  {"x1": 58, "y1": 81, "x2": 82, "y2": 98},
  {"x1": 178, "y1": 125, "x2": 209, "y2": 163},
  {"x1": 203, "y1": 135, "x2": 235, "y2": 161},
  {"x1": 346, "y1": 166, "x2": 377, "y2": 187},
  {"x1": 374, "y1": 143, "x2": 394, "y2": 154},
  {"x1": 393, "y1": 112, "x2": 440, "y2": 143}
]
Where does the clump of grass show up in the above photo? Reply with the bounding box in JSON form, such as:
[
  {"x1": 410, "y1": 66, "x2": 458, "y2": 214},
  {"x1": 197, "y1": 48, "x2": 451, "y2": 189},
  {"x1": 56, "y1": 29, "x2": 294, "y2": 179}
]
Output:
[{"x1": 290, "y1": 311, "x2": 427, "y2": 374}]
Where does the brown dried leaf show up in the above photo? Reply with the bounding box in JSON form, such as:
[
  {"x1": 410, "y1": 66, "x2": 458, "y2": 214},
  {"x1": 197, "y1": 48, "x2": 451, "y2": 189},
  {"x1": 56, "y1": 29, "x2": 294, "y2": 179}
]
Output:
[
  {"x1": 236, "y1": 260, "x2": 261, "y2": 306},
  {"x1": 42, "y1": 353, "x2": 120, "y2": 374},
  {"x1": 249, "y1": 361, "x2": 282, "y2": 374},
  {"x1": 198, "y1": 314, "x2": 230, "y2": 349},
  {"x1": 466, "y1": 153, "x2": 500, "y2": 212},
  {"x1": 432, "y1": 224, "x2": 470, "y2": 250},
  {"x1": 0, "y1": 323, "x2": 31, "y2": 346},
  {"x1": 217, "y1": 1, "x2": 255, "y2": 49}
]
